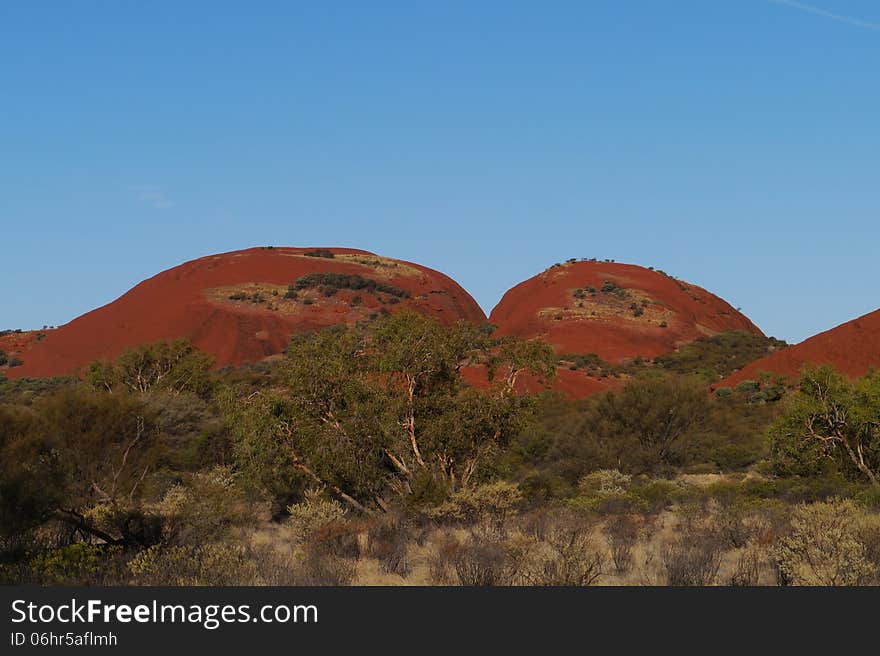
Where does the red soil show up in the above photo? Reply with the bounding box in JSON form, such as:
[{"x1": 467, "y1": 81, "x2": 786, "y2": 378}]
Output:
[
  {"x1": 0, "y1": 330, "x2": 46, "y2": 375},
  {"x1": 0, "y1": 330, "x2": 43, "y2": 355},
  {"x1": 8, "y1": 247, "x2": 485, "y2": 379},
  {"x1": 719, "y1": 308, "x2": 880, "y2": 388},
  {"x1": 491, "y1": 261, "x2": 763, "y2": 364}
]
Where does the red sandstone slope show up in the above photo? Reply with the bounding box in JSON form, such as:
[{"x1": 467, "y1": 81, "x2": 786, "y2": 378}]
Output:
[
  {"x1": 9, "y1": 247, "x2": 485, "y2": 379},
  {"x1": 491, "y1": 261, "x2": 763, "y2": 363},
  {"x1": 0, "y1": 330, "x2": 46, "y2": 374},
  {"x1": 719, "y1": 308, "x2": 880, "y2": 388},
  {"x1": 0, "y1": 330, "x2": 43, "y2": 356}
]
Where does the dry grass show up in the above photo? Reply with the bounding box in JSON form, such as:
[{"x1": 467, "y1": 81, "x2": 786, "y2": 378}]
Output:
[{"x1": 234, "y1": 496, "x2": 875, "y2": 586}]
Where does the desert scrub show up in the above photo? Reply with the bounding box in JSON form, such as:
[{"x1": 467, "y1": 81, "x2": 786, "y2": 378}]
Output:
[
  {"x1": 291, "y1": 272, "x2": 410, "y2": 298},
  {"x1": 660, "y1": 527, "x2": 723, "y2": 586},
  {"x1": 427, "y1": 481, "x2": 524, "y2": 531},
  {"x1": 287, "y1": 489, "x2": 348, "y2": 542},
  {"x1": 2, "y1": 544, "x2": 127, "y2": 585},
  {"x1": 578, "y1": 469, "x2": 632, "y2": 498},
  {"x1": 600, "y1": 280, "x2": 629, "y2": 298},
  {"x1": 571, "y1": 469, "x2": 642, "y2": 514},
  {"x1": 366, "y1": 514, "x2": 411, "y2": 577},
  {"x1": 522, "y1": 513, "x2": 604, "y2": 586},
  {"x1": 292, "y1": 547, "x2": 357, "y2": 586},
  {"x1": 605, "y1": 515, "x2": 641, "y2": 574},
  {"x1": 433, "y1": 528, "x2": 528, "y2": 586},
  {"x1": 153, "y1": 466, "x2": 250, "y2": 546},
  {"x1": 128, "y1": 544, "x2": 256, "y2": 586},
  {"x1": 773, "y1": 499, "x2": 877, "y2": 586}
]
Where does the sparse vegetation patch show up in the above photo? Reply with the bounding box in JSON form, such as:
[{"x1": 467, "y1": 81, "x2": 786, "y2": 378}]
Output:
[{"x1": 292, "y1": 272, "x2": 410, "y2": 299}]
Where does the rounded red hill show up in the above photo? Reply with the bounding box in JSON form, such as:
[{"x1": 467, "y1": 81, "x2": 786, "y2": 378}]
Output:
[
  {"x1": 719, "y1": 308, "x2": 880, "y2": 388},
  {"x1": 8, "y1": 247, "x2": 486, "y2": 379},
  {"x1": 491, "y1": 260, "x2": 763, "y2": 362}
]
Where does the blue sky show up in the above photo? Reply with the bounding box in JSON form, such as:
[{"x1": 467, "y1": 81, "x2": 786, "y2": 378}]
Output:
[{"x1": 1, "y1": 1, "x2": 878, "y2": 343}]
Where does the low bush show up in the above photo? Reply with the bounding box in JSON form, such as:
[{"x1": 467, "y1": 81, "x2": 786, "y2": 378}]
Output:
[
  {"x1": 605, "y1": 515, "x2": 640, "y2": 574},
  {"x1": 773, "y1": 499, "x2": 877, "y2": 586},
  {"x1": 659, "y1": 510, "x2": 724, "y2": 585},
  {"x1": 292, "y1": 273, "x2": 410, "y2": 298},
  {"x1": 1, "y1": 544, "x2": 128, "y2": 585},
  {"x1": 727, "y1": 549, "x2": 762, "y2": 586},
  {"x1": 446, "y1": 530, "x2": 525, "y2": 586},
  {"x1": 128, "y1": 544, "x2": 256, "y2": 585},
  {"x1": 527, "y1": 529, "x2": 603, "y2": 586},
  {"x1": 428, "y1": 482, "x2": 523, "y2": 531},
  {"x1": 287, "y1": 489, "x2": 347, "y2": 543},
  {"x1": 600, "y1": 280, "x2": 627, "y2": 297},
  {"x1": 294, "y1": 546, "x2": 357, "y2": 585},
  {"x1": 367, "y1": 515, "x2": 411, "y2": 577}
]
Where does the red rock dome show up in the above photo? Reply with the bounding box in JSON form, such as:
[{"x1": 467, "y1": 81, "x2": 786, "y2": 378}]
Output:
[{"x1": 8, "y1": 247, "x2": 486, "y2": 378}]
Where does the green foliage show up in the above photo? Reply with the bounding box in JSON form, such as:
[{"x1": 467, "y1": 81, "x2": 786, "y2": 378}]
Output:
[
  {"x1": 600, "y1": 280, "x2": 629, "y2": 298},
  {"x1": 508, "y1": 372, "x2": 779, "y2": 499},
  {"x1": 770, "y1": 367, "x2": 880, "y2": 485},
  {"x1": 0, "y1": 405, "x2": 66, "y2": 539},
  {"x1": 86, "y1": 339, "x2": 214, "y2": 396},
  {"x1": 303, "y1": 249, "x2": 335, "y2": 258},
  {"x1": 0, "y1": 387, "x2": 163, "y2": 545},
  {"x1": 154, "y1": 466, "x2": 250, "y2": 545},
  {"x1": 292, "y1": 272, "x2": 410, "y2": 298},
  {"x1": 2, "y1": 544, "x2": 127, "y2": 585},
  {"x1": 4, "y1": 309, "x2": 879, "y2": 587},
  {"x1": 654, "y1": 330, "x2": 787, "y2": 381},
  {"x1": 428, "y1": 482, "x2": 524, "y2": 525},
  {"x1": 487, "y1": 336, "x2": 556, "y2": 391},
  {"x1": 594, "y1": 375, "x2": 711, "y2": 467},
  {"x1": 0, "y1": 349, "x2": 7, "y2": 366},
  {"x1": 287, "y1": 489, "x2": 348, "y2": 542},
  {"x1": 224, "y1": 313, "x2": 551, "y2": 512},
  {"x1": 559, "y1": 352, "x2": 620, "y2": 378},
  {"x1": 228, "y1": 291, "x2": 265, "y2": 303},
  {"x1": 0, "y1": 376, "x2": 78, "y2": 404},
  {"x1": 577, "y1": 469, "x2": 632, "y2": 497},
  {"x1": 128, "y1": 543, "x2": 255, "y2": 585}
]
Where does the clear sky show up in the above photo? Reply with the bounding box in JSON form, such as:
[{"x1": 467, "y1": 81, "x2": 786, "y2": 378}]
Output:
[{"x1": 1, "y1": 1, "x2": 878, "y2": 343}]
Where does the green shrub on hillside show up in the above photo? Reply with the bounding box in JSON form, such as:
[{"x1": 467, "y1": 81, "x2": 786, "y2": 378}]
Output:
[
  {"x1": 560, "y1": 352, "x2": 621, "y2": 378},
  {"x1": 292, "y1": 272, "x2": 410, "y2": 299},
  {"x1": 770, "y1": 367, "x2": 880, "y2": 485},
  {"x1": 654, "y1": 331, "x2": 788, "y2": 381},
  {"x1": 600, "y1": 280, "x2": 629, "y2": 298}
]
